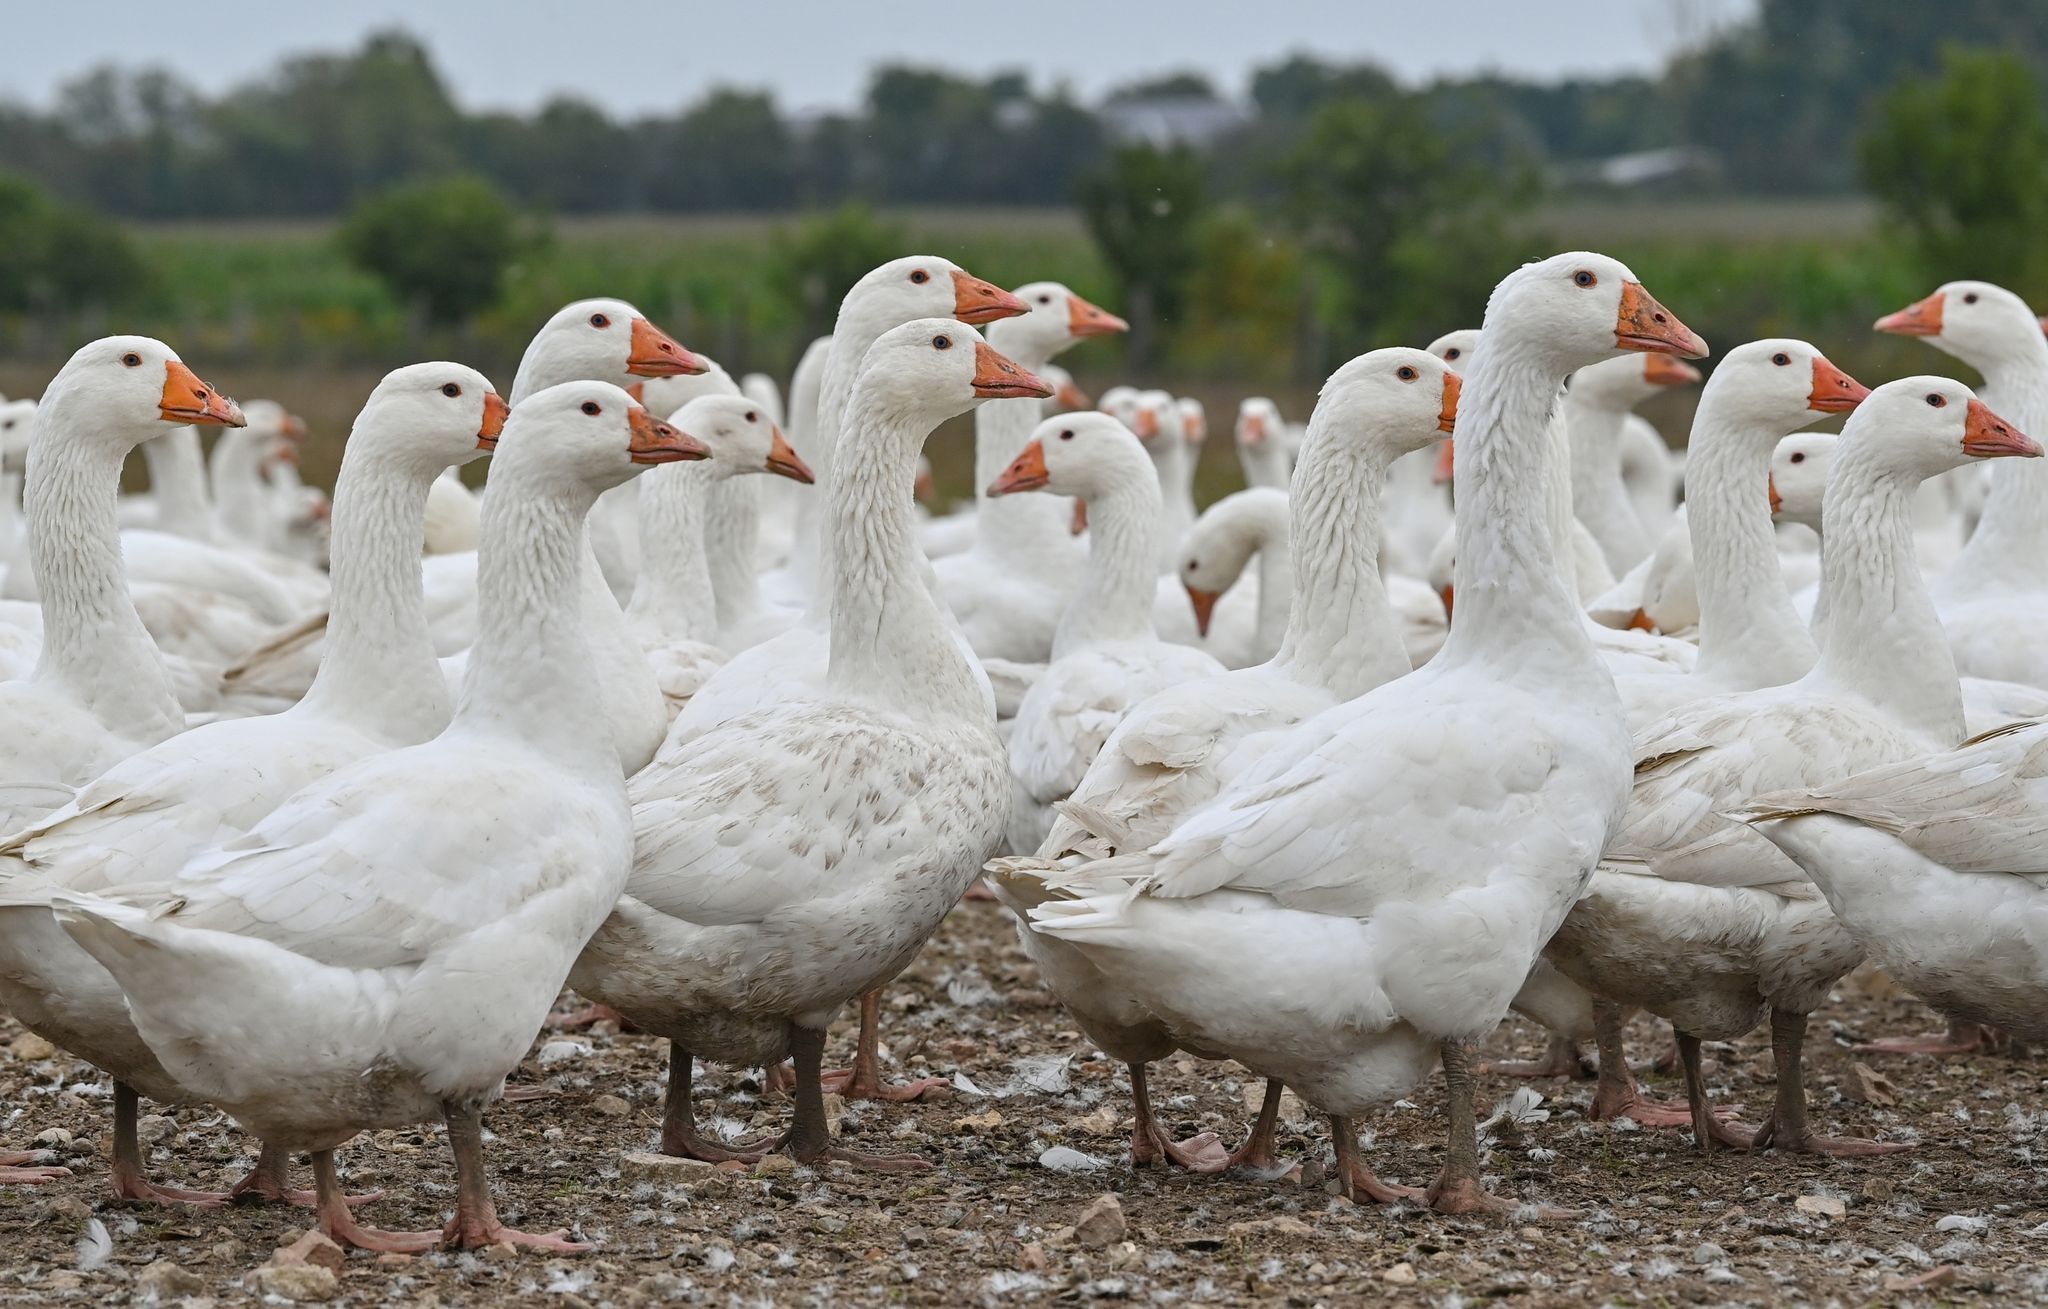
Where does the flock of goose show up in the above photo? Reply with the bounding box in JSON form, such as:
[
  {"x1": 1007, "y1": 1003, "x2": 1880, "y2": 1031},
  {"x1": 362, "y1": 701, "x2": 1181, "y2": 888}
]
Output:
[{"x1": 0, "y1": 249, "x2": 2045, "y2": 1254}]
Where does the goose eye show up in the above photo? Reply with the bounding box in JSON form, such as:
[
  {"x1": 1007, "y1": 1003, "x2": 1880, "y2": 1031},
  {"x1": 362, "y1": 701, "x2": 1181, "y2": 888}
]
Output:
[
  {"x1": 1059, "y1": 429, "x2": 1075, "y2": 441},
  {"x1": 1964, "y1": 292, "x2": 1980, "y2": 304},
  {"x1": 121, "y1": 352, "x2": 142, "y2": 367},
  {"x1": 1037, "y1": 295, "x2": 1052, "y2": 304},
  {"x1": 581, "y1": 401, "x2": 602, "y2": 416},
  {"x1": 1771, "y1": 353, "x2": 1790, "y2": 366},
  {"x1": 1790, "y1": 452, "x2": 1806, "y2": 463},
  {"x1": 933, "y1": 335, "x2": 952, "y2": 350},
  {"x1": 1396, "y1": 365, "x2": 1418, "y2": 381},
  {"x1": 1572, "y1": 270, "x2": 1597, "y2": 288},
  {"x1": 589, "y1": 313, "x2": 610, "y2": 329},
  {"x1": 1926, "y1": 393, "x2": 1947, "y2": 408},
  {"x1": 441, "y1": 383, "x2": 462, "y2": 398},
  {"x1": 1445, "y1": 348, "x2": 1461, "y2": 360},
  {"x1": 910, "y1": 270, "x2": 929, "y2": 284},
  {"x1": 745, "y1": 411, "x2": 758, "y2": 423}
]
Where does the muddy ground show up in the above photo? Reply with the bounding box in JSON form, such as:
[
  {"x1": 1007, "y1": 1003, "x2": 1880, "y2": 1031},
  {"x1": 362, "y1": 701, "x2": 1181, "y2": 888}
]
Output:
[{"x1": 0, "y1": 899, "x2": 2043, "y2": 1307}]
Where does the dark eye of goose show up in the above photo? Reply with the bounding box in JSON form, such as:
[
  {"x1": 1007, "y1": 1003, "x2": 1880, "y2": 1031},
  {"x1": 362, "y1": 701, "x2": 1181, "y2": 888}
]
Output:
[
  {"x1": 442, "y1": 383, "x2": 462, "y2": 397},
  {"x1": 1397, "y1": 365, "x2": 1418, "y2": 381},
  {"x1": 122, "y1": 352, "x2": 142, "y2": 367},
  {"x1": 1059, "y1": 429, "x2": 1075, "y2": 440},
  {"x1": 1790, "y1": 452, "x2": 1806, "y2": 463},
  {"x1": 1445, "y1": 348, "x2": 1461, "y2": 360},
  {"x1": 1771, "y1": 353, "x2": 1790, "y2": 366},
  {"x1": 589, "y1": 313, "x2": 610, "y2": 329},
  {"x1": 933, "y1": 335, "x2": 952, "y2": 350},
  {"x1": 910, "y1": 270, "x2": 929, "y2": 284},
  {"x1": 1572, "y1": 270, "x2": 1597, "y2": 288},
  {"x1": 582, "y1": 401, "x2": 602, "y2": 416},
  {"x1": 1926, "y1": 393, "x2": 1947, "y2": 408},
  {"x1": 1964, "y1": 292, "x2": 1980, "y2": 304},
  {"x1": 745, "y1": 411, "x2": 757, "y2": 422}
]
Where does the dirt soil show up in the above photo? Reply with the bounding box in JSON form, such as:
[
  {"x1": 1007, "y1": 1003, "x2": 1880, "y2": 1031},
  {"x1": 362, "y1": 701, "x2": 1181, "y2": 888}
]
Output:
[{"x1": 1, "y1": 900, "x2": 2043, "y2": 1307}]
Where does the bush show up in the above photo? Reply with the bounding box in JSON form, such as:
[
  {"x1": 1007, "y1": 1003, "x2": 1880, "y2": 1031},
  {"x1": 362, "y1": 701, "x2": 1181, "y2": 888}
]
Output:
[
  {"x1": 338, "y1": 175, "x2": 539, "y2": 325},
  {"x1": 767, "y1": 203, "x2": 908, "y2": 340},
  {"x1": 0, "y1": 173, "x2": 145, "y2": 313},
  {"x1": 1075, "y1": 144, "x2": 1211, "y2": 367}
]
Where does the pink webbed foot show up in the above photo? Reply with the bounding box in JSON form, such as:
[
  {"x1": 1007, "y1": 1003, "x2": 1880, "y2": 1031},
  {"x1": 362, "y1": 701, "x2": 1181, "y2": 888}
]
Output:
[
  {"x1": 441, "y1": 1210, "x2": 592, "y2": 1253},
  {"x1": 817, "y1": 1066, "x2": 949, "y2": 1102},
  {"x1": 0, "y1": 1152, "x2": 70, "y2": 1185},
  {"x1": 1853, "y1": 1022, "x2": 2002, "y2": 1058},
  {"x1": 1426, "y1": 1170, "x2": 1576, "y2": 1220},
  {"x1": 1748, "y1": 1117, "x2": 1911, "y2": 1158},
  {"x1": 549, "y1": 1003, "x2": 638, "y2": 1033},
  {"x1": 322, "y1": 1209, "x2": 443, "y2": 1254},
  {"x1": 109, "y1": 1159, "x2": 229, "y2": 1208}
]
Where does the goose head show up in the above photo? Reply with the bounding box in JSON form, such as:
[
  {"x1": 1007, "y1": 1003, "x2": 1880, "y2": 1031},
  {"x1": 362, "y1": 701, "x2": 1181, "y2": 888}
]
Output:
[
  {"x1": 1569, "y1": 349, "x2": 1702, "y2": 410},
  {"x1": 0, "y1": 399, "x2": 37, "y2": 474},
  {"x1": 1486, "y1": 252, "x2": 1708, "y2": 371},
  {"x1": 1323, "y1": 347, "x2": 1463, "y2": 457},
  {"x1": 521, "y1": 299, "x2": 705, "y2": 397},
  {"x1": 857, "y1": 318, "x2": 1051, "y2": 429},
  {"x1": 1236, "y1": 397, "x2": 1283, "y2": 449},
  {"x1": 1177, "y1": 487, "x2": 1288, "y2": 635},
  {"x1": 1177, "y1": 397, "x2": 1208, "y2": 449},
  {"x1": 667, "y1": 394, "x2": 815, "y2": 485},
  {"x1": 1427, "y1": 329, "x2": 1481, "y2": 374},
  {"x1": 503, "y1": 381, "x2": 711, "y2": 494},
  {"x1": 992, "y1": 282, "x2": 1127, "y2": 364},
  {"x1": 42, "y1": 336, "x2": 243, "y2": 450},
  {"x1": 1130, "y1": 390, "x2": 1177, "y2": 447},
  {"x1": 1041, "y1": 364, "x2": 1091, "y2": 413},
  {"x1": 1701, "y1": 339, "x2": 1869, "y2": 437},
  {"x1": 1843, "y1": 377, "x2": 2039, "y2": 483},
  {"x1": 987, "y1": 411, "x2": 1154, "y2": 504},
  {"x1": 1097, "y1": 385, "x2": 1141, "y2": 429},
  {"x1": 1768, "y1": 433, "x2": 1833, "y2": 531},
  {"x1": 1876, "y1": 280, "x2": 2043, "y2": 373},
  {"x1": 846, "y1": 258, "x2": 1028, "y2": 332},
  {"x1": 352, "y1": 363, "x2": 506, "y2": 474}
]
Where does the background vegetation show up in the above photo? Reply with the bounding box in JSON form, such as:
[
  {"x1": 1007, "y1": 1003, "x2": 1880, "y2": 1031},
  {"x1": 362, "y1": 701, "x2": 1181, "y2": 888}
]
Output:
[{"x1": 0, "y1": 0, "x2": 2043, "y2": 498}]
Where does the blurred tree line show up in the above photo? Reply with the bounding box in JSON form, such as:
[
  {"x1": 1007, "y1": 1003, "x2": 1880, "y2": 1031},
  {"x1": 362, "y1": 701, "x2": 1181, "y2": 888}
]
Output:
[{"x1": 3, "y1": 1, "x2": 2048, "y2": 381}]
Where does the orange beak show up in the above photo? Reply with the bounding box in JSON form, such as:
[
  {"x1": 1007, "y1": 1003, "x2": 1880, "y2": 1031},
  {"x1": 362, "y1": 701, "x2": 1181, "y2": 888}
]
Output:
[
  {"x1": 1807, "y1": 356, "x2": 1869, "y2": 414},
  {"x1": 972, "y1": 341, "x2": 1053, "y2": 399},
  {"x1": 988, "y1": 439, "x2": 1050, "y2": 496},
  {"x1": 477, "y1": 392, "x2": 509, "y2": 450},
  {"x1": 624, "y1": 381, "x2": 647, "y2": 403},
  {"x1": 1185, "y1": 585, "x2": 1221, "y2": 637},
  {"x1": 1067, "y1": 293, "x2": 1128, "y2": 339},
  {"x1": 281, "y1": 413, "x2": 309, "y2": 439},
  {"x1": 1626, "y1": 607, "x2": 1656, "y2": 633},
  {"x1": 1438, "y1": 583, "x2": 1454, "y2": 620},
  {"x1": 1768, "y1": 473, "x2": 1783, "y2": 515},
  {"x1": 1433, "y1": 438, "x2": 1456, "y2": 484},
  {"x1": 764, "y1": 425, "x2": 814, "y2": 484},
  {"x1": 1242, "y1": 414, "x2": 1268, "y2": 446},
  {"x1": 1875, "y1": 292, "x2": 1944, "y2": 337},
  {"x1": 159, "y1": 361, "x2": 246, "y2": 427},
  {"x1": 1055, "y1": 378, "x2": 1091, "y2": 411},
  {"x1": 1069, "y1": 499, "x2": 1088, "y2": 535},
  {"x1": 1962, "y1": 398, "x2": 2042, "y2": 459},
  {"x1": 2038, "y1": 315, "x2": 2048, "y2": 337},
  {"x1": 953, "y1": 270, "x2": 1030, "y2": 325},
  {"x1": 627, "y1": 406, "x2": 711, "y2": 464},
  {"x1": 1614, "y1": 281, "x2": 1709, "y2": 359},
  {"x1": 1132, "y1": 407, "x2": 1161, "y2": 440},
  {"x1": 1642, "y1": 354, "x2": 1702, "y2": 386},
  {"x1": 627, "y1": 317, "x2": 706, "y2": 378},
  {"x1": 1438, "y1": 372, "x2": 1462, "y2": 433}
]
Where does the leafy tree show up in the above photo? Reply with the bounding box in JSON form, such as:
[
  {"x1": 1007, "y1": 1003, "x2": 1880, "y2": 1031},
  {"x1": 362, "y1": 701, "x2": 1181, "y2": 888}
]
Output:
[
  {"x1": 1104, "y1": 72, "x2": 1222, "y2": 103},
  {"x1": 1075, "y1": 144, "x2": 1210, "y2": 366},
  {"x1": 767, "y1": 203, "x2": 907, "y2": 339},
  {"x1": 469, "y1": 97, "x2": 633, "y2": 214},
  {"x1": 0, "y1": 173, "x2": 145, "y2": 312},
  {"x1": 1248, "y1": 56, "x2": 1397, "y2": 119},
  {"x1": 338, "y1": 175, "x2": 537, "y2": 325},
  {"x1": 1860, "y1": 48, "x2": 2048, "y2": 301},
  {"x1": 644, "y1": 90, "x2": 798, "y2": 211},
  {"x1": 1281, "y1": 95, "x2": 1533, "y2": 355}
]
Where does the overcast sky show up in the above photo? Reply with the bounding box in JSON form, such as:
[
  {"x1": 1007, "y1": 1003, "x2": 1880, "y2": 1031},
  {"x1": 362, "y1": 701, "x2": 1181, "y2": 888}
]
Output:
[{"x1": 7, "y1": 0, "x2": 1755, "y2": 116}]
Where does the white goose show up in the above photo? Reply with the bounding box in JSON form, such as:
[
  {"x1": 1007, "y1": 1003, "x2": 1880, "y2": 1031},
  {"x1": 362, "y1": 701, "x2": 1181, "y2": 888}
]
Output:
[
  {"x1": 1176, "y1": 487, "x2": 1291, "y2": 666},
  {"x1": 1875, "y1": 281, "x2": 2048, "y2": 689},
  {"x1": 54, "y1": 382, "x2": 705, "y2": 1252},
  {"x1": 1234, "y1": 398, "x2": 1292, "y2": 491},
  {"x1": 1547, "y1": 377, "x2": 2037, "y2": 1157},
  {"x1": 1016, "y1": 254, "x2": 1705, "y2": 1212},
  {"x1": 568, "y1": 321, "x2": 1035, "y2": 1167},
  {"x1": 0, "y1": 364, "x2": 504, "y2": 1204},
  {"x1": 934, "y1": 282, "x2": 1127, "y2": 662},
  {"x1": 992, "y1": 347, "x2": 1458, "y2": 1175},
  {"x1": 1565, "y1": 351, "x2": 1699, "y2": 574},
  {"x1": 0, "y1": 339, "x2": 243, "y2": 831},
  {"x1": 625, "y1": 394, "x2": 814, "y2": 717},
  {"x1": 995, "y1": 413, "x2": 1226, "y2": 853}
]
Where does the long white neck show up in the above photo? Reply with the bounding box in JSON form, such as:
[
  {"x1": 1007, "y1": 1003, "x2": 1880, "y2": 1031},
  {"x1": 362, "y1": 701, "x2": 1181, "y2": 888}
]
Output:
[
  {"x1": 1444, "y1": 346, "x2": 1603, "y2": 673},
  {"x1": 1566, "y1": 394, "x2": 1651, "y2": 572},
  {"x1": 705, "y1": 477, "x2": 765, "y2": 635},
  {"x1": 792, "y1": 313, "x2": 885, "y2": 606},
  {"x1": 1238, "y1": 439, "x2": 1290, "y2": 491},
  {"x1": 1685, "y1": 406, "x2": 1818, "y2": 687},
  {"x1": 26, "y1": 414, "x2": 179, "y2": 735},
  {"x1": 1543, "y1": 400, "x2": 1583, "y2": 602},
  {"x1": 211, "y1": 431, "x2": 272, "y2": 545},
  {"x1": 454, "y1": 469, "x2": 615, "y2": 772},
  {"x1": 297, "y1": 447, "x2": 449, "y2": 740},
  {"x1": 824, "y1": 385, "x2": 987, "y2": 721},
  {"x1": 1250, "y1": 515, "x2": 1291, "y2": 656},
  {"x1": 1941, "y1": 342, "x2": 2048, "y2": 598},
  {"x1": 1811, "y1": 449, "x2": 1964, "y2": 745},
  {"x1": 1274, "y1": 431, "x2": 1409, "y2": 698},
  {"x1": 142, "y1": 428, "x2": 214, "y2": 542},
  {"x1": 1054, "y1": 465, "x2": 1162, "y2": 657},
  {"x1": 1150, "y1": 439, "x2": 1195, "y2": 573},
  {"x1": 625, "y1": 460, "x2": 720, "y2": 644}
]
